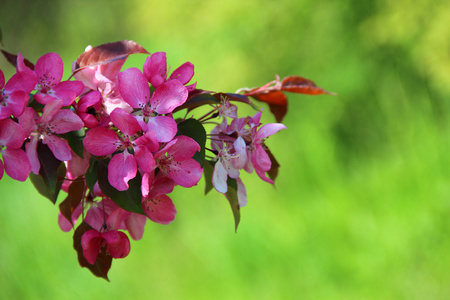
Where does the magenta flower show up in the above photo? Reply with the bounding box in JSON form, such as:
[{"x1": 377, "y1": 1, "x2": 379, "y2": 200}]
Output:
[
  {"x1": 118, "y1": 67, "x2": 188, "y2": 142},
  {"x1": 141, "y1": 174, "x2": 176, "y2": 224},
  {"x1": 19, "y1": 100, "x2": 84, "y2": 173},
  {"x1": 0, "y1": 68, "x2": 37, "y2": 119},
  {"x1": 83, "y1": 107, "x2": 158, "y2": 191},
  {"x1": 107, "y1": 207, "x2": 147, "y2": 240},
  {"x1": 143, "y1": 52, "x2": 196, "y2": 92},
  {"x1": 74, "y1": 90, "x2": 110, "y2": 128},
  {"x1": 34, "y1": 53, "x2": 84, "y2": 106},
  {"x1": 0, "y1": 119, "x2": 32, "y2": 181},
  {"x1": 154, "y1": 135, "x2": 203, "y2": 188},
  {"x1": 81, "y1": 229, "x2": 131, "y2": 265}
]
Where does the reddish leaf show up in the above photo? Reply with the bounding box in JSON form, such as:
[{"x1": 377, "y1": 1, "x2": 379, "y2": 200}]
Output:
[
  {"x1": 73, "y1": 221, "x2": 112, "y2": 281},
  {"x1": 249, "y1": 90, "x2": 287, "y2": 123},
  {"x1": 266, "y1": 147, "x2": 280, "y2": 182},
  {"x1": 281, "y1": 75, "x2": 335, "y2": 95},
  {"x1": 59, "y1": 176, "x2": 85, "y2": 226},
  {"x1": 73, "y1": 40, "x2": 149, "y2": 73},
  {"x1": 1, "y1": 49, "x2": 35, "y2": 70}
]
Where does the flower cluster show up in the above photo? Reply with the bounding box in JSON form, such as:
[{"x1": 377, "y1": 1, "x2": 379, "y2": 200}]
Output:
[{"x1": 0, "y1": 40, "x2": 332, "y2": 280}]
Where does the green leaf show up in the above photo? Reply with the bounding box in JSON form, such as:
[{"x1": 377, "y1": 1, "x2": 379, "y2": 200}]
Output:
[
  {"x1": 177, "y1": 118, "x2": 207, "y2": 166},
  {"x1": 96, "y1": 160, "x2": 145, "y2": 215},
  {"x1": 66, "y1": 129, "x2": 86, "y2": 159},
  {"x1": 85, "y1": 156, "x2": 98, "y2": 190},
  {"x1": 0, "y1": 27, "x2": 3, "y2": 47},
  {"x1": 203, "y1": 160, "x2": 215, "y2": 195},
  {"x1": 225, "y1": 178, "x2": 241, "y2": 232},
  {"x1": 73, "y1": 221, "x2": 111, "y2": 281},
  {"x1": 59, "y1": 176, "x2": 85, "y2": 226},
  {"x1": 29, "y1": 142, "x2": 66, "y2": 203}
]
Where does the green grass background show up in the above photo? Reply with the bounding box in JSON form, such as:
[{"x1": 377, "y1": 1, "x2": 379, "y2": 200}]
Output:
[{"x1": 0, "y1": 0, "x2": 449, "y2": 299}]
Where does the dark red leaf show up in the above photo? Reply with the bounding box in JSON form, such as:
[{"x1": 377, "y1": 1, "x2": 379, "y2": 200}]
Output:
[
  {"x1": 59, "y1": 176, "x2": 85, "y2": 227},
  {"x1": 281, "y1": 75, "x2": 335, "y2": 95},
  {"x1": 73, "y1": 221, "x2": 112, "y2": 281},
  {"x1": 73, "y1": 40, "x2": 149, "y2": 73},
  {"x1": 249, "y1": 90, "x2": 287, "y2": 122},
  {"x1": 1, "y1": 49, "x2": 35, "y2": 70},
  {"x1": 266, "y1": 147, "x2": 280, "y2": 182}
]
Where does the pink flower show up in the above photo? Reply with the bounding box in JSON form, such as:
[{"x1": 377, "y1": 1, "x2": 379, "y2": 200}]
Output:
[
  {"x1": 143, "y1": 52, "x2": 196, "y2": 92},
  {"x1": 83, "y1": 108, "x2": 158, "y2": 191},
  {"x1": 33, "y1": 53, "x2": 84, "y2": 106},
  {"x1": 154, "y1": 135, "x2": 202, "y2": 188},
  {"x1": 118, "y1": 67, "x2": 188, "y2": 142},
  {"x1": 0, "y1": 68, "x2": 37, "y2": 119},
  {"x1": 81, "y1": 229, "x2": 131, "y2": 264},
  {"x1": 107, "y1": 207, "x2": 147, "y2": 240},
  {"x1": 74, "y1": 90, "x2": 110, "y2": 128},
  {"x1": 141, "y1": 174, "x2": 176, "y2": 224},
  {"x1": 0, "y1": 118, "x2": 31, "y2": 181},
  {"x1": 19, "y1": 100, "x2": 84, "y2": 174}
]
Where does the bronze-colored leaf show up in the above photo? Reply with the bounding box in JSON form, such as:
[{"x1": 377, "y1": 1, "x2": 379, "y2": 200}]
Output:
[
  {"x1": 73, "y1": 40, "x2": 149, "y2": 73},
  {"x1": 249, "y1": 90, "x2": 288, "y2": 122},
  {"x1": 281, "y1": 75, "x2": 336, "y2": 95},
  {"x1": 59, "y1": 176, "x2": 85, "y2": 226},
  {"x1": 1, "y1": 49, "x2": 35, "y2": 70}
]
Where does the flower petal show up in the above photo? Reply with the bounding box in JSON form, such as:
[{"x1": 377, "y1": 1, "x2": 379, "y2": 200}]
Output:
[
  {"x1": 0, "y1": 118, "x2": 26, "y2": 149},
  {"x1": 35, "y1": 53, "x2": 63, "y2": 88},
  {"x1": 103, "y1": 230, "x2": 131, "y2": 259},
  {"x1": 118, "y1": 67, "x2": 150, "y2": 108},
  {"x1": 83, "y1": 127, "x2": 119, "y2": 156},
  {"x1": 151, "y1": 80, "x2": 188, "y2": 114},
  {"x1": 108, "y1": 152, "x2": 137, "y2": 191},
  {"x1": 169, "y1": 61, "x2": 194, "y2": 85},
  {"x1": 110, "y1": 108, "x2": 141, "y2": 136},
  {"x1": 143, "y1": 52, "x2": 167, "y2": 88},
  {"x1": 81, "y1": 229, "x2": 103, "y2": 264},
  {"x1": 212, "y1": 161, "x2": 228, "y2": 194},
  {"x1": 146, "y1": 115, "x2": 177, "y2": 143},
  {"x1": 142, "y1": 194, "x2": 176, "y2": 225},
  {"x1": 1, "y1": 148, "x2": 31, "y2": 181}
]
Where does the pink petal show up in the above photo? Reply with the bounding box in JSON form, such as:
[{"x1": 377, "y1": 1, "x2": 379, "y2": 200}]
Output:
[
  {"x1": 118, "y1": 68, "x2": 151, "y2": 108},
  {"x1": 142, "y1": 194, "x2": 176, "y2": 225},
  {"x1": 5, "y1": 91, "x2": 28, "y2": 117},
  {"x1": 26, "y1": 136, "x2": 40, "y2": 174},
  {"x1": 212, "y1": 161, "x2": 228, "y2": 194},
  {"x1": 103, "y1": 230, "x2": 131, "y2": 259},
  {"x1": 236, "y1": 177, "x2": 247, "y2": 207},
  {"x1": 143, "y1": 52, "x2": 167, "y2": 88},
  {"x1": 110, "y1": 108, "x2": 141, "y2": 136},
  {"x1": 134, "y1": 130, "x2": 159, "y2": 152},
  {"x1": 5, "y1": 70, "x2": 37, "y2": 94},
  {"x1": 146, "y1": 115, "x2": 177, "y2": 143},
  {"x1": 160, "y1": 135, "x2": 200, "y2": 160},
  {"x1": 19, "y1": 107, "x2": 38, "y2": 135},
  {"x1": 44, "y1": 135, "x2": 72, "y2": 161},
  {"x1": 255, "y1": 123, "x2": 287, "y2": 140},
  {"x1": 35, "y1": 53, "x2": 63, "y2": 88},
  {"x1": 39, "y1": 99, "x2": 63, "y2": 124},
  {"x1": 0, "y1": 105, "x2": 14, "y2": 120},
  {"x1": 166, "y1": 158, "x2": 202, "y2": 188},
  {"x1": 124, "y1": 213, "x2": 147, "y2": 241},
  {"x1": 169, "y1": 61, "x2": 194, "y2": 85},
  {"x1": 83, "y1": 127, "x2": 119, "y2": 156},
  {"x1": 50, "y1": 109, "x2": 84, "y2": 133},
  {"x1": 107, "y1": 208, "x2": 130, "y2": 231},
  {"x1": 108, "y1": 152, "x2": 137, "y2": 191},
  {"x1": 140, "y1": 171, "x2": 155, "y2": 198},
  {"x1": 134, "y1": 144, "x2": 155, "y2": 173},
  {"x1": 0, "y1": 118, "x2": 27, "y2": 148},
  {"x1": 151, "y1": 80, "x2": 188, "y2": 114},
  {"x1": 1, "y1": 148, "x2": 31, "y2": 181},
  {"x1": 147, "y1": 174, "x2": 175, "y2": 198},
  {"x1": 81, "y1": 229, "x2": 103, "y2": 264}
]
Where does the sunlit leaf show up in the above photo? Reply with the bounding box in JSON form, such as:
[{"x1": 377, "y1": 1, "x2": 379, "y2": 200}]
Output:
[
  {"x1": 73, "y1": 40, "x2": 149, "y2": 74},
  {"x1": 249, "y1": 90, "x2": 287, "y2": 123},
  {"x1": 73, "y1": 221, "x2": 111, "y2": 281},
  {"x1": 97, "y1": 160, "x2": 145, "y2": 215}
]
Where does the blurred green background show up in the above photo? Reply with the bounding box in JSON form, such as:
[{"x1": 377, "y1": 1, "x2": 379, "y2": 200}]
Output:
[{"x1": 1, "y1": 0, "x2": 449, "y2": 299}]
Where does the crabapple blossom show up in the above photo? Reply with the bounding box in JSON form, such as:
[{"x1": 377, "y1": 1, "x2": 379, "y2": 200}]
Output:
[
  {"x1": 34, "y1": 53, "x2": 84, "y2": 106},
  {"x1": 81, "y1": 229, "x2": 131, "y2": 264},
  {"x1": 0, "y1": 118, "x2": 31, "y2": 181},
  {"x1": 143, "y1": 51, "x2": 196, "y2": 92}
]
